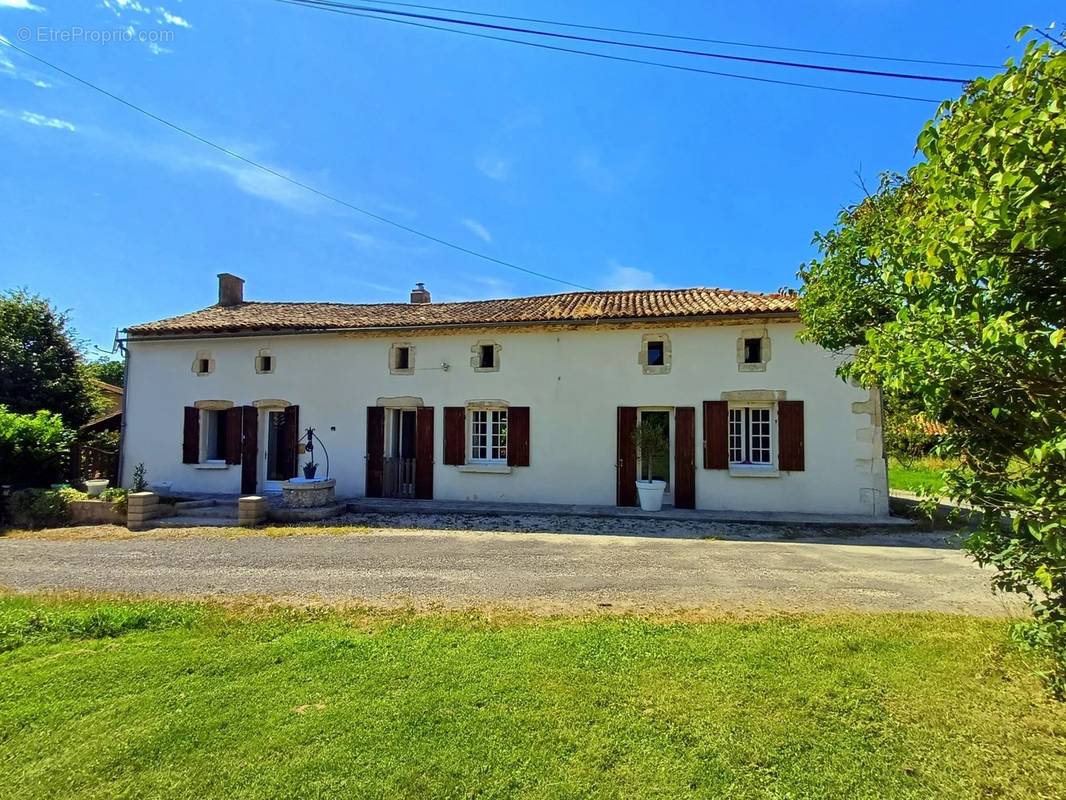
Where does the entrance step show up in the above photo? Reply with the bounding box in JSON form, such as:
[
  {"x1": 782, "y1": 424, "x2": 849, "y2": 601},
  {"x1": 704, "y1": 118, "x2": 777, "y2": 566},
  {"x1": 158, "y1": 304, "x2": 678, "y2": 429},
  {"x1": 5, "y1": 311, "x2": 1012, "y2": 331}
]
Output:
[
  {"x1": 152, "y1": 515, "x2": 238, "y2": 528},
  {"x1": 171, "y1": 502, "x2": 238, "y2": 519}
]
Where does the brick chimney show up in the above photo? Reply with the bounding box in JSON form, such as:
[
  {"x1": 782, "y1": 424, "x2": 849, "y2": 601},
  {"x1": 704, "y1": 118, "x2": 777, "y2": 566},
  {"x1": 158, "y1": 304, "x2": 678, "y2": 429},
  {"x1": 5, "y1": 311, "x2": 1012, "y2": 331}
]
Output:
[
  {"x1": 410, "y1": 282, "x2": 431, "y2": 304},
  {"x1": 218, "y1": 273, "x2": 245, "y2": 307}
]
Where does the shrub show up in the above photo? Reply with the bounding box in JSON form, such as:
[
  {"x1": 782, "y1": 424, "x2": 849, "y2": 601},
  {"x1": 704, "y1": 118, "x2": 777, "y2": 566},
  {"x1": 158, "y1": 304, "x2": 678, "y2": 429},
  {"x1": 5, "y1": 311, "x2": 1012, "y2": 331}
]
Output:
[
  {"x1": 132, "y1": 463, "x2": 148, "y2": 492},
  {"x1": 100, "y1": 486, "x2": 128, "y2": 515},
  {"x1": 5, "y1": 487, "x2": 82, "y2": 529},
  {"x1": 0, "y1": 405, "x2": 75, "y2": 487}
]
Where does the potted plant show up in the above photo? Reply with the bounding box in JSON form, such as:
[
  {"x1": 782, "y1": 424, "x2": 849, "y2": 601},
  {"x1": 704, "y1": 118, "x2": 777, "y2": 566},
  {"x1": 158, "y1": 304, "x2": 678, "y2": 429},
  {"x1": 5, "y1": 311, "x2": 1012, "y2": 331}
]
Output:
[
  {"x1": 632, "y1": 418, "x2": 669, "y2": 511},
  {"x1": 84, "y1": 471, "x2": 109, "y2": 497},
  {"x1": 302, "y1": 461, "x2": 319, "y2": 480}
]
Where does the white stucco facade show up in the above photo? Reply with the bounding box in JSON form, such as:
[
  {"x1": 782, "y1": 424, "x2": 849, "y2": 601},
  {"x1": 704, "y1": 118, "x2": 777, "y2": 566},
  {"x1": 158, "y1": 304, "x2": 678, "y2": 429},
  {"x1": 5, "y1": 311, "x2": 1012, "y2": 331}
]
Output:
[{"x1": 121, "y1": 319, "x2": 889, "y2": 516}]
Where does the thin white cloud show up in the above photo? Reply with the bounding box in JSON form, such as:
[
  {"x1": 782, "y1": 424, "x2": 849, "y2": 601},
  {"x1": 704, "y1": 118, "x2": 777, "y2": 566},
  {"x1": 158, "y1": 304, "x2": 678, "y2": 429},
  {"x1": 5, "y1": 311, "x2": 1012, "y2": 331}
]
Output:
[
  {"x1": 0, "y1": 40, "x2": 52, "y2": 87},
  {"x1": 147, "y1": 41, "x2": 171, "y2": 55},
  {"x1": 103, "y1": 0, "x2": 151, "y2": 14},
  {"x1": 604, "y1": 260, "x2": 661, "y2": 290},
  {"x1": 157, "y1": 7, "x2": 190, "y2": 27},
  {"x1": 461, "y1": 218, "x2": 492, "y2": 243},
  {"x1": 475, "y1": 153, "x2": 512, "y2": 181},
  {"x1": 0, "y1": 0, "x2": 45, "y2": 11},
  {"x1": 0, "y1": 109, "x2": 76, "y2": 130}
]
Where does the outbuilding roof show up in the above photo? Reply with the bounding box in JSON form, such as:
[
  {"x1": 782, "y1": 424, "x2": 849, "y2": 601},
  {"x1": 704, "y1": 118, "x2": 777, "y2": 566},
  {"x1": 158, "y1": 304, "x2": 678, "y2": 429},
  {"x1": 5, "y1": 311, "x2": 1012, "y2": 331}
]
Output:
[{"x1": 126, "y1": 287, "x2": 798, "y2": 337}]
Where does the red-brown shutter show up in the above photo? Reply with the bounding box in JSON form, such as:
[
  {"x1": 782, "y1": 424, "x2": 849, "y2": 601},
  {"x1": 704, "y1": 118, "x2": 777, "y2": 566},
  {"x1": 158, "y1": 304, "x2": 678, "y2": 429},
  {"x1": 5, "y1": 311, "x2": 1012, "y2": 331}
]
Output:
[
  {"x1": 674, "y1": 407, "x2": 696, "y2": 508},
  {"x1": 443, "y1": 407, "x2": 466, "y2": 466},
  {"x1": 414, "y1": 406, "x2": 434, "y2": 499},
  {"x1": 703, "y1": 401, "x2": 728, "y2": 469},
  {"x1": 182, "y1": 406, "x2": 199, "y2": 464},
  {"x1": 365, "y1": 406, "x2": 385, "y2": 497},
  {"x1": 778, "y1": 400, "x2": 805, "y2": 471},
  {"x1": 279, "y1": 404, "x2": 299, "y2": 478},
  {"x1": 507, "y1": 406, "x2": 530, "y2": 467},
  {"x1": 240, "y1": 405, "x2": 258, "y2": 494},
  {"x1": 224, "y1": 406, "x2": 243, "y2": 465},
  {"x1": 616, "y1": 406, "x2": 638, "y2": 506}
]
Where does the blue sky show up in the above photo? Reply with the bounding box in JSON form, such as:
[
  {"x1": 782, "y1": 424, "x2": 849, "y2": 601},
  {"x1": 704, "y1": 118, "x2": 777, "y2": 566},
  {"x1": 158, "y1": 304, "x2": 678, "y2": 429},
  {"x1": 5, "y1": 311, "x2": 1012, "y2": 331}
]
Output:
[{"x1": 0, "y1": 0, "x2": 1053, "y2": 351}]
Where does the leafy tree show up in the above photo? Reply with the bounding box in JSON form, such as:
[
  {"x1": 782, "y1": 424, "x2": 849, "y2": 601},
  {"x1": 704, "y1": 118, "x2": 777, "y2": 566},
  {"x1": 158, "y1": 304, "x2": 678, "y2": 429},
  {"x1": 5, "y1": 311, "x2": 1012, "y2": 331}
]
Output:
[
  {"x1": 0, "y1": 290, "x2": 96, "y2": 428},
  {"x1": 86, "y1": 357, "x2": 125, "y2": 388},
  {"x1": 798, "y1": 31, "x2": 1065, "y2": 695},
  {"x1": 0, "y1": 405, "x2": 75, "y2": 487}
]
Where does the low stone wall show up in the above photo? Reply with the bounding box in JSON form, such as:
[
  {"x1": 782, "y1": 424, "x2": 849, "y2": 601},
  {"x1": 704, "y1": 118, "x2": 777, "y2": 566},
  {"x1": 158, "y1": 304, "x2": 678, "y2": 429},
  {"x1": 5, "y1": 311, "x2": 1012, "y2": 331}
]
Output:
[{"x1": 68, "y1": 500, "x2": 125, "y2": 526}]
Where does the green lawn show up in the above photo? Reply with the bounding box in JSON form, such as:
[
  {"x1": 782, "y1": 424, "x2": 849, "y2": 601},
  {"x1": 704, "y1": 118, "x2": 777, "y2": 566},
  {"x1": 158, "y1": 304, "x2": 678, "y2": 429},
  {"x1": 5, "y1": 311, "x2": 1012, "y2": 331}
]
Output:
[
  {"x1": 1, "y1": 596, "x2": 1063, "y2": 799},
  {"x1": 888, "y1": 456, "x2": 954, "y2": 494}
]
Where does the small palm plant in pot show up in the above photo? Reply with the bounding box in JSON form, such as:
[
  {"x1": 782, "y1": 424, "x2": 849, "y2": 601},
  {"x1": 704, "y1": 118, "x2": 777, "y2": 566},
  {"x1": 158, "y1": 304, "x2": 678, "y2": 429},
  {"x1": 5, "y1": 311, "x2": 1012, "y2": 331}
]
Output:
[{"x1": 632, "y1": 418, "x2": 669, "y2": 511}]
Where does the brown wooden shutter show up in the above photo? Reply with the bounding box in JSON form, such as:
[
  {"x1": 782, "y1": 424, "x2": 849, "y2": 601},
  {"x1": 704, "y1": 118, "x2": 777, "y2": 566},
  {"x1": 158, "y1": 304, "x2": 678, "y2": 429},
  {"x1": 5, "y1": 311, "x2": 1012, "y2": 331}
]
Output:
[
  {"x1": 778, "y1": 400, "x2": 805, "y2": 471},
  {"x1": 414, "y1": 406, "x2": 434, "y2": 499},
  {"x1": 279, "y1": 404, "x2": 299, "y2": 478},
  {"x1": 507, "y1": 406, "x2": 530, "y2": 467},
  {"x1": 240, "y1": 405, "x2": 258, "y2": 494},
  {"x1": 224, "y1": 406, "x2": 243, "y2": 465},
  {"x1": 365, "y1": 406, "x2": 385, "y2": 497},
  {"x1": 182, "y1": 406, "x2": 200, "y2": 464},
  {"x1": 443, "y1": 407, "x2": 466, "y2": 466},
  {"x1": 703, "y1": 401, "x2": 728, "y2": 469},
  {"x1": 616, "y1": 406, "x2": 638, "y2": 506},
  {"x1": 674, "y1": 406, "x2": 696, "y2": 508}
]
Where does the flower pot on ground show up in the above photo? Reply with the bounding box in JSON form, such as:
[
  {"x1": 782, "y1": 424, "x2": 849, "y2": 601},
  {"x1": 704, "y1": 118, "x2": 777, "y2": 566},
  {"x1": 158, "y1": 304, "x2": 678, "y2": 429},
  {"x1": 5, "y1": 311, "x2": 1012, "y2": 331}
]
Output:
[
  {"x1": 84, "y1": 478, "x2": 109, "y2": 497},
  {"x1": 302, "y1": 462, "x2": 318, "y2": 480},
  {"x1": 631, "y1": 418, "x2": 669, "y2": 512}
]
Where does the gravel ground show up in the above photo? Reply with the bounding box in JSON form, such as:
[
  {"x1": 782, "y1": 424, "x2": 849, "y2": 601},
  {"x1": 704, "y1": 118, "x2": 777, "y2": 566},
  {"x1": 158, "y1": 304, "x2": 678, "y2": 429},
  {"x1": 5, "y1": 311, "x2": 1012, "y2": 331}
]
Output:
[{"x1": 0, "y1": 513, "x2": 1016, "y2": 616}]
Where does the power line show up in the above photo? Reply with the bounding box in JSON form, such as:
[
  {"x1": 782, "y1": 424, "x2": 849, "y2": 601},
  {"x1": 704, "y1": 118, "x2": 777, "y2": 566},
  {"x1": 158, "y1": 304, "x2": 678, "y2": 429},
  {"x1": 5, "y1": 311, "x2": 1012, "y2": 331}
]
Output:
[
  {"x1": 0, "y1": 39, "x2": 594, "y2": 292},
  {"x1": 274, "y1": 1, "x2": 945, "y2": 104},
  {"x1": 363, "y1": 0, "x2": 1000, "y2": 69},
  {"x1": 285, "y1": 0, "x2": 969, "y2": 83}
]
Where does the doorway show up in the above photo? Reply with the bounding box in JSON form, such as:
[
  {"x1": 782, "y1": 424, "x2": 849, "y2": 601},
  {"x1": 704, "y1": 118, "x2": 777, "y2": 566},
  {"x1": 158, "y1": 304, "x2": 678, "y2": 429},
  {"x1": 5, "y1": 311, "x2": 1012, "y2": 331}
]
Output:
[
  {"x1": 384, "y1": 408, "x2": 417, "y2": 498},
  {"x1": 262, "y1": 409, "x2": 287, "y2": 492},
  {"x1": 637, "y1": 408, "x2": 672, "y2": 504}
]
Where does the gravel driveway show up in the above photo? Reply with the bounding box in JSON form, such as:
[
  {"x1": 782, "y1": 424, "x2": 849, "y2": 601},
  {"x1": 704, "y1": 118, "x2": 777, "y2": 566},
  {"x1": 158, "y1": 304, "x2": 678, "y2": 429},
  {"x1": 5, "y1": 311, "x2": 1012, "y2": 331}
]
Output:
[{"x1": 0, "y1": 515, "x2": 1016, "y2": 616}]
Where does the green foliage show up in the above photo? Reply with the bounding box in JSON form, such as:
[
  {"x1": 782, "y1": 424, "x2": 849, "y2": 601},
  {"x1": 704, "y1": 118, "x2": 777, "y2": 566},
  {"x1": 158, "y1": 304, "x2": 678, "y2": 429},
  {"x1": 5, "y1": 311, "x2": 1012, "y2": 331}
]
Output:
[
  {"x1": 85, "y1": 357, "x2": 125, "y2": 388},
  {"x1": 1, "y1": 597, "x2": 1064, "y2": 798},
  {"x1": 0, "y1": 405, "x2": 75, "y2": 487},
  {"x1": 798, "y1": 33, "x2": 1066, "y2": 695},
  {"x1": 631, "y1": 419, "x2": 668, "y2": 481},
  {"x1": 132, "y1": 463, "x2": 148, "y2": 492},
  {"x1": 100, "y1": 486, "x2": 128, "y2": 515},
  {"x1": 0, "y1": 290, "x2": 96, "y2": 428},
  {"x1": 5, "y1": 487, "x2": 82, "y2": 529}
]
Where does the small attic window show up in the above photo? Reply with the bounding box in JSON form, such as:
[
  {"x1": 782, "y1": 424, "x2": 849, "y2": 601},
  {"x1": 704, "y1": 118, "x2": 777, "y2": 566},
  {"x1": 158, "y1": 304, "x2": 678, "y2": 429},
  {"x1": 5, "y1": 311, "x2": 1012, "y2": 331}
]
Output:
[
  {"x1": 389, "y1": 343, "x2": 415, "y2": 375},
  {"x1": 255, "y1": 349, "x2": 275, "y2": 374},
  {"x1": 199, "y1": 358, "x2": 211, "y2": 374},
  {"x1": 192, "y1": 351, "x2": 214, "y2": 376},
  {"x1": 647, "y1": 340, "x2": 665, "y2": 366},
  {"x1": 479, "y1": 344, "x2": 495, "y2": 369},
  {"x1": 470, "y1": 341, "x2": 501, "y2": 372},
  {"x1": 744, "y1": 338, "x2": 762, "y2": 364},
  {"x1": 395, "y1": 346, "x2": 410, "y2": 370}
]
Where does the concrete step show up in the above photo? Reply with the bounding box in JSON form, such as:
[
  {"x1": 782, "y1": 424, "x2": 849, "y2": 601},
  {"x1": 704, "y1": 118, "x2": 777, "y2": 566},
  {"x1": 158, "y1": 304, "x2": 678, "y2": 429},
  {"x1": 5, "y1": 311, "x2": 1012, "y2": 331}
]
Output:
[
  {"x1": 172, "y1": 499, "x2": 217, "y2": 511},
  {"x1": 172, "y1": 504, "x2": 238, "y2": 519},
  {"x1": 153, "y1": 515, "x2": 239, "y2": 528}
]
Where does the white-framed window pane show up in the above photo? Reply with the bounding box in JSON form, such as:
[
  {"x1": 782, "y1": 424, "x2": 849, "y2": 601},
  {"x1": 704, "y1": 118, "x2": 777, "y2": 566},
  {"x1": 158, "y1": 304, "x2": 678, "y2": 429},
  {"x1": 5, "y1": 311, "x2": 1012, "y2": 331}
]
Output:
[
  {"x1": 470, "y1": 408, "x2": 508, "y2": 463},
  {"x1": 728, "y1": 408, "x2": 744, "y2": 463},
  {"x1": 750, "y1": 407, "x2": 772, "y2": 464}
]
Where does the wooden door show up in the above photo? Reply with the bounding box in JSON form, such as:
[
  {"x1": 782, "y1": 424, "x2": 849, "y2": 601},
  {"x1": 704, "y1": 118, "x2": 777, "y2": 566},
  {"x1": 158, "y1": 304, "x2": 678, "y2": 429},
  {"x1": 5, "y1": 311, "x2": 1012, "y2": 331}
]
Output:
[
  {"x1": 673, "y1": 407, "x2": 696, "y2": 509},
  {"x1": 366, "y1": 406, "x2": 385, "y2": 497},
  {"x1": 414, "y1": 406, "x2": 434, "y2": 499},
  {"x1": 616, "y1": 406, "x2": 638, "y2": 507}
]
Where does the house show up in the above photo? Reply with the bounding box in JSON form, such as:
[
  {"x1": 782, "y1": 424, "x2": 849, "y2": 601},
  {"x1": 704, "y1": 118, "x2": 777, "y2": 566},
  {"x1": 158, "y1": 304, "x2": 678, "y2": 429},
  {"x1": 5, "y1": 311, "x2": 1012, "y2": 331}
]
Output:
[{"x1": 119, "y1": 274, "x2": 889, "y2": 516}]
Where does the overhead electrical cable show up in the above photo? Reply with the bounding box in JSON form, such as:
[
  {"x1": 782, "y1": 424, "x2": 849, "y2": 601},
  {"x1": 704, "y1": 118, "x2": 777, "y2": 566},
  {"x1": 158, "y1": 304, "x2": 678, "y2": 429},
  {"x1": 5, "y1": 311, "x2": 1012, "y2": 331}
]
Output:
[
  {"x1": 282, "y1": 0, "x2": 970, "y2": 84},
  {"x1": 273, "y1": 1, "x2": 945, "y2": 104},
  {"x1": 0, "y1": 39, "x2": 595, "y2": 292},
  {"x1": 361, "y1": 0, "x2": 999, "y2": 69}
]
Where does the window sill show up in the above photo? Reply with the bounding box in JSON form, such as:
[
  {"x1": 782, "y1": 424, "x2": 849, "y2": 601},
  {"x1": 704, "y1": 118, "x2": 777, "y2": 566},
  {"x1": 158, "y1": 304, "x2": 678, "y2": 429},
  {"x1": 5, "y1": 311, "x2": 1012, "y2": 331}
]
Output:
[
  {"x1": 729, "y1": 465, "x2": 780, "y2": 478},
  {"x1": 458, "y1": 464, "x2": 512, "y2": 474},
  {"x1": 194, "y1": 462, "x2": 230, "y2": 470}
]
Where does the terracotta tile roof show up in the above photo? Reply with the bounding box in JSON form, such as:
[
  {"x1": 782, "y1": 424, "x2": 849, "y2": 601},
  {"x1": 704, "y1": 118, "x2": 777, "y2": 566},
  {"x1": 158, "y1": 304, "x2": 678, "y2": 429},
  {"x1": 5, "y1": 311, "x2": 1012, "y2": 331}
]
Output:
[{"x1": 126, "y1": 288, "x2": 798, "y2": 337}]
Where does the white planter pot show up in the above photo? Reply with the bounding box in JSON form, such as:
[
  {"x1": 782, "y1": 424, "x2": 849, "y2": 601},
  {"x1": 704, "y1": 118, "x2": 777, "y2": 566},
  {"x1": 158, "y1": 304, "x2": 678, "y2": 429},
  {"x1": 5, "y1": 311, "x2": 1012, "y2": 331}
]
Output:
[
  {"x1": 84, "y1": 478, "x2": 109, "y2": 497},
  {"x1": 635, "y1": 479, "x2": 667, "y2": 512}
]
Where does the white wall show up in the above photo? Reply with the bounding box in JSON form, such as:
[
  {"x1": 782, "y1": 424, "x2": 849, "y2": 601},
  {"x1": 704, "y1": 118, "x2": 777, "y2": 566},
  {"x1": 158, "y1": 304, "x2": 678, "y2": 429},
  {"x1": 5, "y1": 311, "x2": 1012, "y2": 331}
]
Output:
[{"x1": 121, "y1": 322, "x2": 889, "y2": 515}]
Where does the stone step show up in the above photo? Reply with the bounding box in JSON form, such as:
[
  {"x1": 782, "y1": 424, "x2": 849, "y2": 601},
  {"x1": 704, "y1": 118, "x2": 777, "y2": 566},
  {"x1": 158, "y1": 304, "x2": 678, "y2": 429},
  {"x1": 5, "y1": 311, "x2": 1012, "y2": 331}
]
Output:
[
  {"x1": 171, "y1": 503, "x2": 239, "y2": 519},
  {"x1": 172, "y1": 499, "x2": 217, "y2": 511},
  {"x1": 152, "y1": 515, "x2": 239, "y2": 528}
]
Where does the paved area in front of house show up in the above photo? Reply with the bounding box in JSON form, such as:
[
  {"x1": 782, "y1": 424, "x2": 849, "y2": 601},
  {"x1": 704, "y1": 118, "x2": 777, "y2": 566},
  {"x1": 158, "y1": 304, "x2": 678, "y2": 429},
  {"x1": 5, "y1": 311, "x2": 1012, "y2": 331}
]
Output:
[{"x1": 0, "y1": 514, "x2": 1015, "y2": 616}]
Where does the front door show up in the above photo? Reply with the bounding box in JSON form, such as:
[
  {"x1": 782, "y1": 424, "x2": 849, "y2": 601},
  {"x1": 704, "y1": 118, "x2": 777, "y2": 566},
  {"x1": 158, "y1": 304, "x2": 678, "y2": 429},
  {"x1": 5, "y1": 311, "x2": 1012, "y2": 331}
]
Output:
[
  {"x1": 384, "y1": 409, "x2": 417, "y2": 498},
  {"x1": 638, "y1": 409, "x2": 673, "y2": 505},
  {"x1": 262, "y1": 409, "x2": 287, "y2": 492}
]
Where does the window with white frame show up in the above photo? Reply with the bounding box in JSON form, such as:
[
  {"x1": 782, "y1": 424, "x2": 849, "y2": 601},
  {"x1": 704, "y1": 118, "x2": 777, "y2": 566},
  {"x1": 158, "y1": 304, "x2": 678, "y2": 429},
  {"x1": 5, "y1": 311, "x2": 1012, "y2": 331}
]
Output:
[
  {"x1": 201, "y1": 408, "x2": 229, "y2": 462},
  {"x1": 470, "y1": 408, "x2": 508, "y2": 464},
  {"x1": 728, "y1": 405, "x2": 773, "y2": 466}
]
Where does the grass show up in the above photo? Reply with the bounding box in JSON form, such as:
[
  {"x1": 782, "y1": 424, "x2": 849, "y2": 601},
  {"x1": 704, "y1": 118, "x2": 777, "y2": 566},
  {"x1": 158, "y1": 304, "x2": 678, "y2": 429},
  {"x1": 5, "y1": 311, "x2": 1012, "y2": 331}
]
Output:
[
  {"x1": 888, "y1": 456, "x2": 955, "y2": 494},
  {"x1": 1, "y1": 596, "x2": 1064, "y2": 799}
]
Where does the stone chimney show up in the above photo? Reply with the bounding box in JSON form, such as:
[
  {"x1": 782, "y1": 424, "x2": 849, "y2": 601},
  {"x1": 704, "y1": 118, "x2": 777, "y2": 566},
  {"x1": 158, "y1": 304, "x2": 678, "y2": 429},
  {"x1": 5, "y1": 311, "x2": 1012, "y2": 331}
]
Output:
[
  {"x1": 218, "y1": 273, "x2": 245, "y2": 307},
  {"x1": 410, "y1": 282, "x2": 431, "y2": 304}
]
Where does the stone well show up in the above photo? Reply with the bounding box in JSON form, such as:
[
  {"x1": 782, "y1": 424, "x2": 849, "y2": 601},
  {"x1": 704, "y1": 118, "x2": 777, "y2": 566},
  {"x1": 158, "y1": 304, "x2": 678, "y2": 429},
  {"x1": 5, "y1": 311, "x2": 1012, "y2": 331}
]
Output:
[{"x1": 281, "y1": 478, "x2": 336, "y2": 508}]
